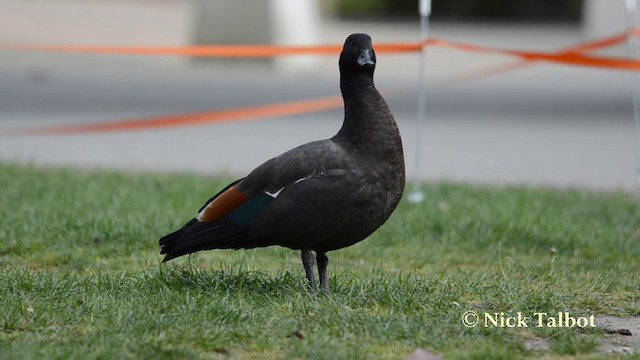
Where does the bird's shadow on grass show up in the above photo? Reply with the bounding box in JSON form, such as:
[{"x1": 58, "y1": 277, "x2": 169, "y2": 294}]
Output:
[{"x1": 153, "y1": 261, "x2": 443, "y2": 306}]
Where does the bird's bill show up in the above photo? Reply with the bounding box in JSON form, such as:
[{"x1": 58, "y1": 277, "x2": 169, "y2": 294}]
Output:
[{"x1": 357, "y1": 49, "x2": 375, "y2": 66}]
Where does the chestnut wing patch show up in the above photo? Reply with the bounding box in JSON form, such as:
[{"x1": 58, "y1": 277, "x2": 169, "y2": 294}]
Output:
[{"x1": 197, "y1": 185, "x2": 249, "y2": 222}]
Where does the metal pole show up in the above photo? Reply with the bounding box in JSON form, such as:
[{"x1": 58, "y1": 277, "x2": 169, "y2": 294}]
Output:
[
  {"x1": 408, "y1": 0, "x2": 431, "y2": 203},
  {"x1": 625, "y1": 0, "x2": 640, "y2": 192}
]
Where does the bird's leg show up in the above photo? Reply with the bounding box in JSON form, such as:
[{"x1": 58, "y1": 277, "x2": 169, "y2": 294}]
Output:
[
  {"x1": 316, "y1": 251, "x2": 329, "y2": 292},
  {"x1": 301, "y1": 249, "x2": 317, "y2": 289}
]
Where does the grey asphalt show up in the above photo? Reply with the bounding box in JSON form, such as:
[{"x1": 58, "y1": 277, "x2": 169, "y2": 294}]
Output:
[{"x1": 0, "y1": 3, "x2": 638, "y2": 192}]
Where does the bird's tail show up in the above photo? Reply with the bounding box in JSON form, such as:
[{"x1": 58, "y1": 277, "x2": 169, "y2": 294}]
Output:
[{"x1": 159, "y1": 218, "x2": 250, "y2": 262}]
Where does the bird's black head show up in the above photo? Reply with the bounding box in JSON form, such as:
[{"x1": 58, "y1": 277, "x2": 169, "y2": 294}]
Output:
[{"x1": 339, "y1": 33, "x2": 376, "y2": 76}]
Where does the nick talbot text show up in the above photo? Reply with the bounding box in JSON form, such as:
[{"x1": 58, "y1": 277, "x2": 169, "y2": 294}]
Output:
[{"x1": 483, "y1": 312, "x2": 596, "y2": 328}]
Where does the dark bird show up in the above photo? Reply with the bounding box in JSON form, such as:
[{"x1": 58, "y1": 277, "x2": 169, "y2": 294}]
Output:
[{"x1": 159, "y1": 33, "x2": 405, "y2": 292}]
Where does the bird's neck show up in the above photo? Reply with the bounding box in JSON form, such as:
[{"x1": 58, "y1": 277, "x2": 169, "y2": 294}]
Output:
[
  {"x1": 340, "y1": 72, "x2": 373, "y2": 97},
  {"x1": 335, "y1": 78, "x2": 403, "y2": 161}
]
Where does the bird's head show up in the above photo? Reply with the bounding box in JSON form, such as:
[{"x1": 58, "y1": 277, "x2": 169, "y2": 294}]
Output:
[{"x1": 339, "y1": 33, "x2": 376, "y2": 76}]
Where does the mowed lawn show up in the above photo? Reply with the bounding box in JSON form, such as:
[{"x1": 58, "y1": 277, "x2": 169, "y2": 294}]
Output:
[{"x1": 1, "y1": 162, "x2": 638, "y2": 359}]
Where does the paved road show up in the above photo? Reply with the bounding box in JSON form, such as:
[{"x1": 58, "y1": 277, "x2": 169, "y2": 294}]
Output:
[{"x1": 0, "y1": 4, "x2": 638, "y2": 192}]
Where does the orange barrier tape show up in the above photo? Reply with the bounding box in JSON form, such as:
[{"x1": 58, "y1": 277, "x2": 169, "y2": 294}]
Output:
[
  {"x1": 0, "y1": 43, "x2": 421, "y2": 57},
  {"x1": 427, "y1": 38, "x2": 640, "y2": 71},
  {"x1": 6, "y1": 96, "x2": 343, "y2": 136},
  {"x1": 1, "y1": 30, "x2": 638, "y2": 71},
  {"x1": 434, "y1": 30, "x2": 637, "y2": 87},
  {"x1": 2, "y1": 30, "x2": 638, "y2": 137},
  {"x1": 562, "y1": 32, "x2": 630, "y2": 54}
]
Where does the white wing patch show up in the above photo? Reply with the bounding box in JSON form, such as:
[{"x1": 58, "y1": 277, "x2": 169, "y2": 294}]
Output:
[
  {"x1": 294, "y1": 174, "x2": 313, "y2": 184},
  {"x1": 265, "y1": 174, "x2": 314, "y2": 199},
  {"x1": 266, "y1": 187, "x2": 284, "y2": 198}
]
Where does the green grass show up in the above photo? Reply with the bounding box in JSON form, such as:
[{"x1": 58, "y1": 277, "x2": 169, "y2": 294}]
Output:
[{"x1": 1, "y1": 162, "x2": 639, "y2": 359}]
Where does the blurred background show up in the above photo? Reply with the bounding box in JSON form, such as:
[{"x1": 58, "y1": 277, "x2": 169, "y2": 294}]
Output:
[{"x1": 0, "y1": 0, "x2": 638, "y2": 192}]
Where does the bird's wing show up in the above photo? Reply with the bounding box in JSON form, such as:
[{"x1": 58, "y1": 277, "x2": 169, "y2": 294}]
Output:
[{"x1": 187, "y1": 139, "x2": 344, "y2": 227}]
